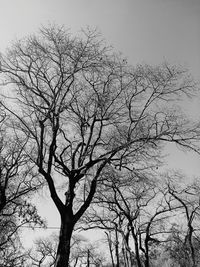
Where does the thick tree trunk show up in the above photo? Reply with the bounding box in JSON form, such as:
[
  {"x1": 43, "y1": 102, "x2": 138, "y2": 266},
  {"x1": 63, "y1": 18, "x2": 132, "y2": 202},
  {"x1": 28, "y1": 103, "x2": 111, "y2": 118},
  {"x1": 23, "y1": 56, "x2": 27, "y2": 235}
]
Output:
[{"x1": 54, "y1": 214, "x2": 74, "y2": 267}]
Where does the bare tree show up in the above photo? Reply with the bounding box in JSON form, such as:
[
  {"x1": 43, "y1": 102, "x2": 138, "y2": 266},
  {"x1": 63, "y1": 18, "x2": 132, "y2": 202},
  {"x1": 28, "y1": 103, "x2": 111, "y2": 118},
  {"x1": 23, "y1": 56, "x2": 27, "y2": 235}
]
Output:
[
  {"x1": 164, "y1": 224, "x2": 193, "y2": 267},
  {"x1": 0, "y1": 232, "x2": 29, "y2": 267},
  {"x1": 29, "y1": 232, "x2": 104, "y2": 267},
  {"x1": 83, "y1": 169, "x2": 193, "y2": 267},
  {"x1": 0, "y1": 24, "x2": 199, "y2": 266},
  {"x1": 0, "y1": 108, "x2": 45, "y2": 258},
  {"x1": 167, "y1": 178, "x2": 200, "y2": 267},
  {"x1": 0, "y1": 110, "x2": 38, "y2": 213},
  {"x1": 28, "y1": 233, "x2": 57, "y2": 267}
]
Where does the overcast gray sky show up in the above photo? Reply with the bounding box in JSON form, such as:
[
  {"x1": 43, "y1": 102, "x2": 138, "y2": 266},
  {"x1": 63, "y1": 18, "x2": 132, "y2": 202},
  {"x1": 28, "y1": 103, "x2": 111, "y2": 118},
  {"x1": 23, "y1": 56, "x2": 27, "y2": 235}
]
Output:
[
  {"x1": 1, "y1": 0, "x2": 200, "y2": 240},
  {"x1": 0, "y1": 0, "x2": 200, "y2": 77}
]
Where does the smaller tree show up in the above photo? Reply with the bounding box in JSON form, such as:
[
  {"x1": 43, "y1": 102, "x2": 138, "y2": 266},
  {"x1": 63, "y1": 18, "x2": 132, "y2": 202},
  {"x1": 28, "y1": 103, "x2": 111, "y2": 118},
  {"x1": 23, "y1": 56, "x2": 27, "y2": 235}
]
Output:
[
  {"x1": 82, "y1": 169, "x2": 186, "y2": 267},
  {"x1": 0, "y1": 236, "x2": 29, "y2": 267},
  {"x1": 28, "y1": 233, "x2": 57, "y2": 266},
  {"x1": 0, "y1": 108, "x2": 45, "y2": 261},
  {"x1": 167, "y1": 178, "x2": 200, "y2": 267}
]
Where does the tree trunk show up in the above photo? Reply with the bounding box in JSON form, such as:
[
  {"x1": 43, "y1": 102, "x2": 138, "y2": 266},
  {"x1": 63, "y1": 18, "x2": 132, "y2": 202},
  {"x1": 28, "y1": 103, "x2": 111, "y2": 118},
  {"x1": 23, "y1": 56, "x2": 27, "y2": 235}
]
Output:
[
  {"x1": 105, "y1": 232, "x2": 115, "y2": 267},
  {"x1": 87, "y1": 249, "x2": 90, "y2": 267},
  {"x1": 187, "y1": 228, "x2": 196, "y2": 267},
  {"x1": 54, "y1": 213, "x2": 74, "y2": 267},
  {"x1": 134, "y1": 237, "x2": 142, "y2": 267},
  {"x1": 144, "y1": 237, "x2": 150, "y2": 267},
  {"x1": 115, "y1": 226, "x2": 120, "y2": 267},
  {"x1": 130, "y1": 226, "x2": 142, "y2": 267}
]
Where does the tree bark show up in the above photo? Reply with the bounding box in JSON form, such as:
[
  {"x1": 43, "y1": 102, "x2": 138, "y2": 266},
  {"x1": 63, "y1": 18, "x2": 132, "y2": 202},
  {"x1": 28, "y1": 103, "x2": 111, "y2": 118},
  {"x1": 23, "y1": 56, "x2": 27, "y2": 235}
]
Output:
[{"x1": 54, "y1": 213, "x2": 74, "y2": 267}]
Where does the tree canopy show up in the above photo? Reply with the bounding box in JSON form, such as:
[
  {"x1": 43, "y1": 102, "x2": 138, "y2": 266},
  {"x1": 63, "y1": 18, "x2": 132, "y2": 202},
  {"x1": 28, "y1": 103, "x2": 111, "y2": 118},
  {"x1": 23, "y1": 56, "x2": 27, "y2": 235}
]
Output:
[{"x1": 0, "y1": 25, "x2": 200, "y2": 266}]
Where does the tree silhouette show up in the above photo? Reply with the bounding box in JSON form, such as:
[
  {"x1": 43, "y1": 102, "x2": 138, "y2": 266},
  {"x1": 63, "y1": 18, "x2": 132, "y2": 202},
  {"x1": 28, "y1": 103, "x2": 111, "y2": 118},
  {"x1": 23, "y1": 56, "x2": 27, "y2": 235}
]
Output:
[{"x1": 0, "y1": 25, "x2": 199, "y2": 266}]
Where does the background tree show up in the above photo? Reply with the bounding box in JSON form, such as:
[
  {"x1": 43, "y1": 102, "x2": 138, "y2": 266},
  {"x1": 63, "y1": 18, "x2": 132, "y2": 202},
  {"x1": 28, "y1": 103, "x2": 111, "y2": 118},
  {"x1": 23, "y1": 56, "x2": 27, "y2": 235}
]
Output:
[
  {"x1": 0, "y1": 24, "x2": 199, "y2": 266},
  {"x1": 0, "y1": 240, "x2": 29, "y2": 267},
  {"x1": 0, "y1": 106, "x2": 45, "y2": 263},
  {"x1": 166, "y1": 177, "x2": 200, "y2": 267},
  {"x1": 82, "y1": 169, "x2": 183, "y2": 267},
  {"x1": 28, "y1": 233, "x2": 57, "y2": 267},
  {"x1": 28, "y1": 232, "x2": 104, "y2": 267}
]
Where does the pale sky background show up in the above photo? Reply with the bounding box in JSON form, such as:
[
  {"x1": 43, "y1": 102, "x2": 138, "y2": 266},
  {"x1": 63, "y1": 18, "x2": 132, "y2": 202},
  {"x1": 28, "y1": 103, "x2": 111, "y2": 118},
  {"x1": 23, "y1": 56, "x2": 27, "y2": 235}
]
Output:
[
  {"x1": 0, "y1": 0, "x2": 200, "y2": 78},
  {"x1": 0, "y1": 0, "x2": 200, "y2": 245}
]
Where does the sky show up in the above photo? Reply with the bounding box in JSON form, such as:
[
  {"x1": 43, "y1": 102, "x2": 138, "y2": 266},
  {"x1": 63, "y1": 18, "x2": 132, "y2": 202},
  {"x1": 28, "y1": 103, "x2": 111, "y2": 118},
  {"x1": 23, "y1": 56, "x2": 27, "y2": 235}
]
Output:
[
  {"x1": 0, "y1": 0, "x2": 200, "y2": 245},
  {"x1": 0, "y1": 0, "x2": 200, "y2": 78}
]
